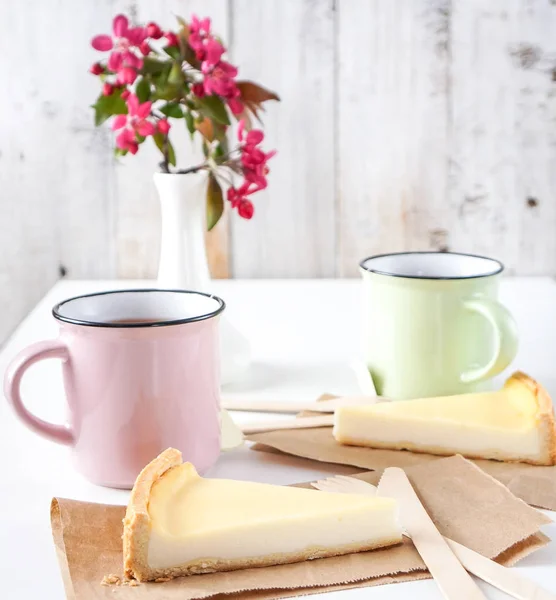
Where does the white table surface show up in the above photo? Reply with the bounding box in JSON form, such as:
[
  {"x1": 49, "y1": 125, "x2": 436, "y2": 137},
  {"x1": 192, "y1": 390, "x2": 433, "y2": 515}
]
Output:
[{"x1": 1, "y1": 278, "x2": 555, "y2": 600}]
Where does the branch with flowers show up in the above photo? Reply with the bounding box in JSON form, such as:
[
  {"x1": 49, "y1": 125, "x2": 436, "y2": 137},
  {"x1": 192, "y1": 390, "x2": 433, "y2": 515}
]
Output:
[{"x1": 90, "y1": 14, "x2": 279, "y2": 226}]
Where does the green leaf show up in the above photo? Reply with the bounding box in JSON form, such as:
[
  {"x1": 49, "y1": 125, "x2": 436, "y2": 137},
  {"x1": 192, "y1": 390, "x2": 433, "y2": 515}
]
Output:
[
  {"x1": 164, "y1": 46, "x2": 181, "y2": 60},
  {"x1": 196, "y1": 95, "x2": 231, "y2": 126},
  {"x1": 184, "y1": 111, "x2": 195, "y2": 138},
  {"x1": 135, "y1": 78, "x2": 151, "y2": 103},
  {"x1": 152, "y1": 64, "x2": 171, "y2": 88},
  {"x1": 168, "y1": 62, "x2": 184, "y2": 86},
  {"x1": 213, "y1": 122, "x2": 228, "y2": 143},
  {"x1": 92, "y1": 92, "x2": 127, "y2": 126},
  {"x1": 182, "y1": 44, "x2": 201, "y2": 70},
  {"x1": 153, "y1": 133, "x2": 177, "y2": 166},
  {"x1": 206, "y1": 173, "x2": 224, "y2": 231},
  {"x1": 159, "y1": 102, "x2": 184, "y2": 118},
  {"x1": 195, "y1": 117, "x2": 214, "y2": 141},
  {"x1": 143, "y1": 58, "x2": 170, "y2": 74},
  {"x1": 153, "y1": 84, "x2": 180, "y2": 101},
  {"x1": 213, "y1": 137, "x2": 229, "y2": 162}
]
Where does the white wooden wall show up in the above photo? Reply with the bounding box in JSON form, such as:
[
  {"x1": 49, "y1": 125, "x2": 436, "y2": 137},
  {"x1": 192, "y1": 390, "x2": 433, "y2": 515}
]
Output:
[{"x1": 1, "y1": 0, "x2": 555, "y2": 340}]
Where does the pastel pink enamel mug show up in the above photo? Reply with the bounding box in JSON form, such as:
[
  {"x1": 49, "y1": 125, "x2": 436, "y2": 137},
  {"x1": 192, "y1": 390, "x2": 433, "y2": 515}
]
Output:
[{"x1": 3, "y1": 289, "x2": 225, "y2": 488}]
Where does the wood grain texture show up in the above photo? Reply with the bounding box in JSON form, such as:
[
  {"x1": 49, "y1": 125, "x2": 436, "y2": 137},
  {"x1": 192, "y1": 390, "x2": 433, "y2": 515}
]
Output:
[
  {"x1": 437, "y1": 0, "x2": 556, "y2": 273},
  {"x1": 337, "y1": 0, "x2": 451, "y2": 276},
  {"x1": 0, "y1": 0, "x2": 116, "y2": 341},
  {"x1": 449, "y1": 0, "x2": 523, "y2": 270},
  {"x1": 2, "y1": 0, "x2": 556, "y2": 342},
  {"x1": 229, "y1": 0, "x2": 336, "y2": 278},
  {"x1": 513, "y1": 0, "x2": 556, "y2": 274}
]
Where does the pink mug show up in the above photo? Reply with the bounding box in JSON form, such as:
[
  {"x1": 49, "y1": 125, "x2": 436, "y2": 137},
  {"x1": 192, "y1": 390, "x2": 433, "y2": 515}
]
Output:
[{"x1": 3, "y1": 289, "x2": 225, "y2": 488}]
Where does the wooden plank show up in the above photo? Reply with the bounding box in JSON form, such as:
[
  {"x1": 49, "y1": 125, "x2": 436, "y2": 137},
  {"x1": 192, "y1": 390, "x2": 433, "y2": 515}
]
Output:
[
  {"x1": 0, "y1": 0, "x2": 115, "y2": 341},
  {"x1": 3, "y1": 0, "x2": 556, "y2": 344},
  {"x1": 513, "y1": 0, "x2": 556, "y2": 274},
  {"x1": 448, "y1": 0, "x2": 522, "y2": 271},
  {"x1": 113, "y1": 0, "x2": 230, "y2": 279},
  {"x1": 229, "y1": 0, "x2": 336, "y2": 278},
  {"x1": 448, "y1": 0, "x2": 556, "y2": 274},
  {"x1": 337, "y1": 0, "x2": 451, "y2": 276},
  {"x1": 47, "y1": 0, "x2": 117, "y2": 280}
]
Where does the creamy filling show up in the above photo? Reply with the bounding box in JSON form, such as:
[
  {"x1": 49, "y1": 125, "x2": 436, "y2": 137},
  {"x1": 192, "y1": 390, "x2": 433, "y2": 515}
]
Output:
[
  {"x1": 147, "y1": 505, "x2": 401, "y2": 569},
  {"x1": 334, "y1": 415, "x2": 541, "y2": 459}
]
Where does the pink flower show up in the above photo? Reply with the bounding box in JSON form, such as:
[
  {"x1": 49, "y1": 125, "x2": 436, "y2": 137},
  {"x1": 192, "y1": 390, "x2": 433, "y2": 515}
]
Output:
[
  {"x1": 188, "y1": 15, "x2": 211, "y2": 59},
  {"x1": 238, "y1": 199, "x2": 254, "y2": 219},
  {"x1": 202, "y1": 63, "x2": 238, "y2": 97},
  {"x1": 157, "y1": 119, "x2": 171, "y2": 135},
  {"x1": 111, "y1": 94, "x2": 156, "y2": 153},
  {"x1": 227, "y1": 185, "x2": 248, "y2": 209},
  {"x1": 244, "y1": 129, "x2": 264, "y2": 145},
  {"x1": 233, "y1": 124, "x2": 276, "y2": 196},
  {"x1": 190, "y1": 15, "x2": 211, "y2": 35},
  {"x1": 92, "y1": 15, "x2": 146, "y2": 52},
  {"x1": 116, "y1": 66, "x2": 138, "y2": 85},
  {"x1": 165, "y1": 32, "x2": 179, "y2": 47},
  {"x1": 126, "y1": 94, "x2": 155, "y2": 135},
  {"x1": 194, "y1": 47, "x2": 206, "y2": 61},
  {"x1": 202, "y1": 59, "x2": 237, "y2": 78},
  {"x1": 102, "y1": 82, "x2": 114, "y2": 96},
  {"x1": 228, "y1": 97, "x2": 244, "y2": 115},
  {"x1": 91, "y1": 15, "x2": 145, "y2": 84},
  {"x1": 191, "y1": 83, "x2": 205, "y2": 98},
  {"x1": 115, "y1": 128, "x2": 139, "y2": 155},
  {"x1": 90, "y1": 62, "x2": 103, "y2": 75},
  {"x1": 226, "y1": 184, "x2": 255, "y2": 219},
  {"x1": 121, "y1": 89, "x2": 130, "y2": 100},
  {"x1": 201, "y1": 60, "x2": 243, "y2": 117},
  {"x1": 205, "y1": 38, "x2": 225, "y2": 65},
  {"x1": 146, "y1": 22, "x2": 163, "y2": 39},
  {"x1": 187, "y1": 14, "x2": 243, "y2": 117},
  {"x1": 107, "y1": 52, "x2": 122, "y2": 70},
  {"x1": 116, "y1": 136, "x2": 138, "y2": 153},
  {"x1": 237, "y1": 119, "x2": 246, "y2": 141},
  {"x1": 139, "y1": 41, "x2": 150, "y2": 56}
]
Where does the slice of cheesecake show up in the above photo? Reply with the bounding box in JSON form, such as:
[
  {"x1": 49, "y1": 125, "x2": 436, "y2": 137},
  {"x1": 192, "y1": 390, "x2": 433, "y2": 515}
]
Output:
[
  {"x1": 333, "y1": 372, "x2": 556, "y2": 465},
  {"x1": 123, "y1": 448, "x2": 402, "y2": 582}
]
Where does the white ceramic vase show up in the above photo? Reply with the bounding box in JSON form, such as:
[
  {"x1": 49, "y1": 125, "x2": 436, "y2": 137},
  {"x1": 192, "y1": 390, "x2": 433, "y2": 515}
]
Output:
[{"x1": 154, "y1": 171, "x2": 251, "y2": 385}]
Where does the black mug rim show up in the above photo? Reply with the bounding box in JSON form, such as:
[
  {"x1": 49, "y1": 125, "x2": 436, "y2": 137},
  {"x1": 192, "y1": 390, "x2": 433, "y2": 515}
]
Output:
[
  {"x1": 52, "y1": 288, "x2": 226, "y2": 328},
  {"x1": 359, "y1": 251, "x2": 504, "y2": 280}
]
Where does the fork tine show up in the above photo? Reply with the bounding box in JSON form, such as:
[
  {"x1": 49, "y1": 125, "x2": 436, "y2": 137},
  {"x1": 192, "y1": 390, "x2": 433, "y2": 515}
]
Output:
[
  {"x1": 312, "y1": 480, "x2": 338, "y2": 491},
  {"x1": 312, "y1": 475, "x2": 379, "y2": 497},
  {"x1": 335, "y1": 475, "x2": 370, "y2": 485},
  {"x1": 312, "y1": 480, "x2": 349, "y2": 494},
  {"x1": 333, "y1": 475, "x2": 360, "y2": 485},
  {"x1": 335, "y1": 475, "x2": 378, "y2": 489},
  {"x1": 320, "y1": 476, "x2": 377, "y2": 496}
]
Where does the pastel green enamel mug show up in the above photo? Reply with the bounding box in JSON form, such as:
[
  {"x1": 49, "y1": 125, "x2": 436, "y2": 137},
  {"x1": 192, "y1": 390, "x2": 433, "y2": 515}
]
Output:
[{"x1": 360, "y1": 252, "x2": 518, "y2": 400}]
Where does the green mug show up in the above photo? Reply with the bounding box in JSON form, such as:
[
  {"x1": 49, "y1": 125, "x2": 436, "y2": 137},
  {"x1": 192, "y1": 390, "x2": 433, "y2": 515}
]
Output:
[{"x1": 360, "y1": 252, "x2": 518, "y2": 400}]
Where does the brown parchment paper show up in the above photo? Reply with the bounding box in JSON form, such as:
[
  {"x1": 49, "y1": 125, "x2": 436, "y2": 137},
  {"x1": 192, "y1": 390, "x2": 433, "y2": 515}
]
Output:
[
  {"x1": 249, "y1": 428, "x2": 556, "y2": 511},
  {"x1": 247, "y1": 393, "x2": 556, "y2": 511},
  {"x1": 50, "y1": 455, "x2": 551, "y2": 600}
]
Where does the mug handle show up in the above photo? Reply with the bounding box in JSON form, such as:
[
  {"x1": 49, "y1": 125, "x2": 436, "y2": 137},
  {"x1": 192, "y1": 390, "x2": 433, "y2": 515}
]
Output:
[
  {"x1": 3, "y1": 340, "x2": 75, "y2": 445},
  {"x1": 460, "y1": 298, "x2": 519, "y2": 384}
]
